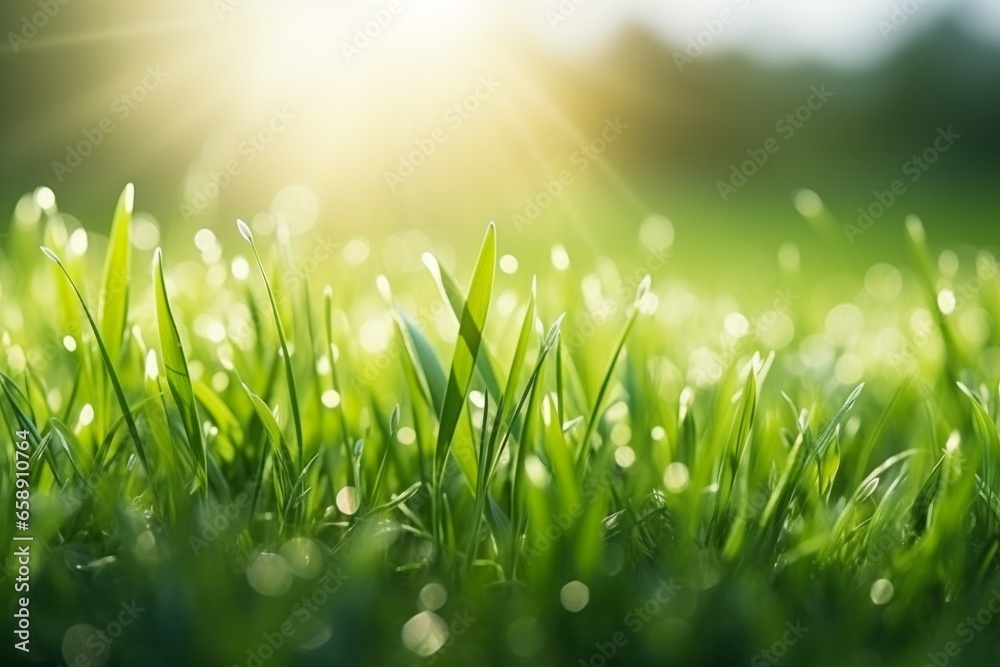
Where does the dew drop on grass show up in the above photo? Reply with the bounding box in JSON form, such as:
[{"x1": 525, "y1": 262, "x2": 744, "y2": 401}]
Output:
[
  {"x1": 194, "y1": 228, "x2": 216, "y2": 252},
  {"x1": 864, "y1": 263, "x2": 903, "y2": 301},
  {"x1": 359, "y1": 319, "x2": 390, "y2": 353},
  {"x1": 321, "y1": 390, "x2": 341, "y2": 409},
  {"x1": 132, "y1": 215, "x2": 160, "y2": 250},
  {"x1": 614, "y1": 446, "x2": 636, "y2": 468},
  {"x1": 402, "y1": 611, "x2": 449, "y2": 656},
  {"x1": 47, "y1": 389, "x2": 63, "y2": 413},
  {"x1": 247, "y1": 552, "x2": 293, "y2": 597},
  {"x1": 937, "y1": 289, "x2": 956, "y2": 315},
  {"x1": 469, "y1": 391, "x2": 486, "y2": 409},
  {"x1": 560, "y1": 581, "x2": 590, "y2": 612},
  {"x1": 231, "y1": 256, "x2": 250, "y2": 280},
  {"x1": 938, "y1": 250, "x2": 959, "y2": 277},
  {"x1": 336, "y1": 487, "x2": 359, "y2": 515},
  {"x1": 211, "y1": 372, "x2": 229, "y2": 392},
  {"x1": 62, "y1": 624, "x2": 106, "y2": 667},
  {"x1": 63, "y1": 335, "x2": 77, "y2": 352},
  {"x1": 68, "y1": 228, "x2": 88, "y2": 255},
  {"x1": 499, "y1": 254, "x2": 518, "y2": 274},
  {"x1": 280, "y1": 538, "x2": 323, "y2": 579},
  {"x1": 134, "y1": 530, "x2": 160, "y2": 563},
  {"x1": 507, "y1": 617, "x2": 545, "y2": 658},
  {"x1": 835, "y1": 354, "x2": 865, "y2": 385},
  {"x1": 794, "y1": 189, "x2": 823, "y2": 218},
  {"x1": 34, "y1": 186, "x2": 56, "y2": 210},
  {"x1": 778, "y1": 242, "x2": 800, "y2": 272},
  {"x1": 610, "y1": 423, "x2": 631, "y2": 447},
  {"x1": 870, "y1": 579, "x2": 894, "y2": 605},
  {"x1": 639, "y1": 215, "x2": 674, "y2": 250},
  {"x1": 343, "y1": 238, "x2": 369, "y2": 265},
  {"x1": 606, "y1": 401, "x2": 629, "y2": 421},
  {"x1": 525, "y1": 455, "x2": 551, "y2": 488},
  {"x1": 397, "y1": 426, "x2": 416, "y2": 446},
  {"x1": 664, "y1": 462, "x2": 690, "y2": 493},
  {"x1": 316, "y1": 354, "x2": 332, "y2": 375},
  {"x1": 6, "y1": 346, "x2": 25, "y2": 375},
  {"x1": 724, "y1": 313, "x2": 750, "y2": 337},
  {"x1": 550, "y1": 244, "x2": 570, "y2": 271},
  {"x1": 419, "y1": 583, "x2": 448, "y2": 611},
  {"x1": 79, "y1": 404, "x2": 95, "y2": 427}
]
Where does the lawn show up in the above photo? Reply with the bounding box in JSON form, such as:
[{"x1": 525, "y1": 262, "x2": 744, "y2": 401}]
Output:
[{"x1": 2, "y1": 184, "x2": 1000, "y2": 667}]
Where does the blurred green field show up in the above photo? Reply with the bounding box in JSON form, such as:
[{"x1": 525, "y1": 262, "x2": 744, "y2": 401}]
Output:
[{"x1": 2, "y1": 185, "x2": 1000, "y2": 666}]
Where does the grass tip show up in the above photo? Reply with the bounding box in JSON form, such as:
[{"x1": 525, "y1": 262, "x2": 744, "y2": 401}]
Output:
[
  {"x1": 145, "y1": 349, "x2": 159, "y2": 380},
  {"x1": 376, "y1": 274, "x2": 392, "y2": 304},
  {"x1": 793, "y1": 189, "x2": 823, "y2": 218},
  {"x1": 905, "y1": 214, "x2": 925, "y2": 242},
  {"x1": 237, "y1": 219, "x2": 254, "y2": 243},
  {"x1": 635, "y1": 275, "x2": 652, "y2": 305},
  {"x1": 122, "y1": 183, "x2": 135, "y2": 214},
  {"x1": 421, "y1": 252, "x2": 438, "y2": 273},
  {"x1": 40, "y1": 246, "x2": 60, "y2": 263},
  {"x1": 545, "y1": 313, "x2": 566, "y2": 347}
]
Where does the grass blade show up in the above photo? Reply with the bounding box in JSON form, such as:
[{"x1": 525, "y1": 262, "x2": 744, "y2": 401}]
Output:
[
  {"x1": 433, "y1": 223, "x2": 496, "y2": 484},
  {"x1": 99, "y1": 183, "x2": 133, "y2": 364},
  {"x1": 41, "y1": 246, "x2": 158, "y2": 507},
  {"x1": 239, "y1": 219, "x2": 305, "y2": 468},
  {"x1": 152, "y1": 248, "x2": 208, "y2": 496}
]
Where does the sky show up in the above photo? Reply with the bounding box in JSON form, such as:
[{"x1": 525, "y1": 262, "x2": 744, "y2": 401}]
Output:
[{"x1": 508, "y1": 0, "x2": 1000, "y2": 66}]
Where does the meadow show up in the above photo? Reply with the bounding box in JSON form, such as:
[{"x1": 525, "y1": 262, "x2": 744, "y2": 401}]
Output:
[{"x1": 2, "y1": 184, "x2": 1000, "y2": 667}]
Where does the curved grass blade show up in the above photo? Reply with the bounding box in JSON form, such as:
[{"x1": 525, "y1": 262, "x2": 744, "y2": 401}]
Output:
[
  {"x1": 241, "y1": 381, "x2": 293, "y2": 512},
  {"x1": 40, "y1": 247, "x2": 156, "y2": 504},
  {"x1": 99, "y1": 183, "x2": 133, "y2": 364},
  {"x1": 422, "y1": 249, "x2": 505, "y2": 409},
  {"x1": 239, "y1": 220, "x2": 305, "y2": 468},
  {"x1": 433, "y1": 223, "x2": 496, "y2": 485},
  {"x1": 153, "y1": 248, "x2": 207, "y2": 495},
  {"x1": 576, "y1": 276, "x2": 651, "y2": 477},
  {"x1": 0, "y1": 373, "x2": 64, "y2": 487}
]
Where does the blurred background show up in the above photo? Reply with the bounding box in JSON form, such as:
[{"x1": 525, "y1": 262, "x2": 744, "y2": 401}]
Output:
[{"x1": 1, "y1": 0, "x2": 999, "y2": 295}]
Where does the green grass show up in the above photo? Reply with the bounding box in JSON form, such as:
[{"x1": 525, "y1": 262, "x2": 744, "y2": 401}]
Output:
[{"x1": 2, "y1": 186, "x2": 1000, "y2": 666}]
